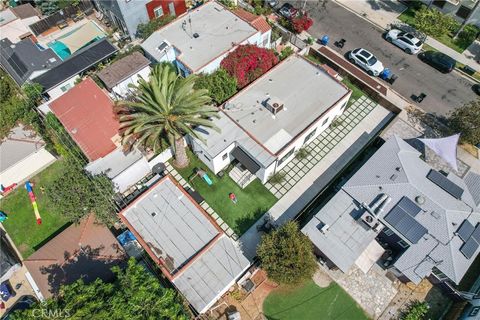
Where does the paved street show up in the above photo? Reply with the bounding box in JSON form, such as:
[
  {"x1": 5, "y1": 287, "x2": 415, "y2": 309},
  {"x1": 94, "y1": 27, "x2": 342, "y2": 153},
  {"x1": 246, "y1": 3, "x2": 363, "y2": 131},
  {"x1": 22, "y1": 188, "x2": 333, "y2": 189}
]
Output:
[{"x1": 303, "y1": 0, "x2": 477, "y2": 116}]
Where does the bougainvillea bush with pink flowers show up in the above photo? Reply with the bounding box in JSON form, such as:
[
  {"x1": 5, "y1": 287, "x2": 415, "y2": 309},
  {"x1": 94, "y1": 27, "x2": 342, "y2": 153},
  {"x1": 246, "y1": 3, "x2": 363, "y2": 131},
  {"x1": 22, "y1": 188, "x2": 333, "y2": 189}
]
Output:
[
  {"x1": 220, "y1": 44, "x2": 279, "y2": 88},
  {"x1": 291, "y1": 13, "x2": 314, "y2": 34}
]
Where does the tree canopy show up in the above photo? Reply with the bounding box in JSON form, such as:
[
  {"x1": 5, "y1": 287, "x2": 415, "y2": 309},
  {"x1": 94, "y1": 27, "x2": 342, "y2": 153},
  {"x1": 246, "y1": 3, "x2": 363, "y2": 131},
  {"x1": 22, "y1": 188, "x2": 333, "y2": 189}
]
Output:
[
  {"x1": 448, "y1": 99, "x2": 480, "y2": 145},
  {"x1": 11, "y1": 258, "x2": 189, "y2": 320},
  {"x1": 257, "y1": 221, "x2": 317, "y2": 285},
  {"x1": 116, "y1": 64, "x2": 219, "y2": 167},
  {"x1": 413, "y1": 6, "x2": 457, "y2": 38},
  {"x1": 221, "y1": 44, "x2": 278, "y2": 88},
  {"x1": 400, "y1": 300, "x2": 429, "y2": 320},
  {"x1": 194, "y1": 68, "x2": 238, "y2": 105},
  {"x1": 137, "y1": 15, "x2": 175, "y2": 39}
]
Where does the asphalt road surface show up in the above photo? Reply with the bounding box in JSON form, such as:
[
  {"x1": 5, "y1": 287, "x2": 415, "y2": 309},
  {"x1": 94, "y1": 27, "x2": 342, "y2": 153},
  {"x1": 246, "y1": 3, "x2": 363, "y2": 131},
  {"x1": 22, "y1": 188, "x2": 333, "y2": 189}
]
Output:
[{"x1": 302, "y1": 1, "x2": 477, "y2": 116}]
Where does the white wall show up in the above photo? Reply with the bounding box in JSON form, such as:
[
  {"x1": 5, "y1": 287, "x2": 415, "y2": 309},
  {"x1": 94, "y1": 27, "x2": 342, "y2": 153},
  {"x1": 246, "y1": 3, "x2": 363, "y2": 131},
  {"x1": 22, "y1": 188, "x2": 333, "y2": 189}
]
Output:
[
  {"x1": 196, "y1": 31, "x2": 263, "y2": 74},
  {"x1": 111, "y1": 66, "x2": 151, "y2": 98},
  {"x1": 46, "y1": 76, "x2": 79, "y2": 100}
]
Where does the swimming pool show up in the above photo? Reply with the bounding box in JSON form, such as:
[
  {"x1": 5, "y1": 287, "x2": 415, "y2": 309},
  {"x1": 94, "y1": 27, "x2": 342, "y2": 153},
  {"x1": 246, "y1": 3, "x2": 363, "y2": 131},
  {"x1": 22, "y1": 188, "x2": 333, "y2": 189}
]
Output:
[{"x1": 47, "y1": 41, "x2": 71, "y2": 60}]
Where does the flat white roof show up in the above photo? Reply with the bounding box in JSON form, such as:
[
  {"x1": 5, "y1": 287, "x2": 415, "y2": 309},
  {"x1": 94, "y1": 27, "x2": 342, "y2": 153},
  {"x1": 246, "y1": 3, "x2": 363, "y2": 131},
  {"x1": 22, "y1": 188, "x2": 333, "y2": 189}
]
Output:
[
  {"x1": 224, "y1": 55, "x2": 349, "y2": 154},
  {"x1": 141, "y1": 2, "x2": 257, "y2": 71}
]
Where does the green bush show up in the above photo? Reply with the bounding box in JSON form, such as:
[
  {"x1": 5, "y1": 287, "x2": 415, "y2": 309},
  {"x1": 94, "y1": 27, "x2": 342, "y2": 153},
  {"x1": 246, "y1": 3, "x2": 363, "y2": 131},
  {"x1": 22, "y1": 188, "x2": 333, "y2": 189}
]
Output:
[
  {"x1": 295, "y1": 148, "x2": 310, "y2": 160},
  {"x1": 413, "y1": 7, "x2": 457, "y2": 38},
  {"x1": 194, "y1": 68, "x2": 238, "y2": 105},
  {"x1": 456, "y1": 24, "x2": 480, "y2": 47},
  {"x1": 279, "y1": 46, "x2": 294, "y2": 60},
  {"x1": 269, "y1": 171, "x2": 286, "y2": 184},
  {"x1": 400, "y1": 300, "x2": 429, "y2": 320},
  {"x1": 137, "y1": 15, "x2": 175, "y2": 39}
]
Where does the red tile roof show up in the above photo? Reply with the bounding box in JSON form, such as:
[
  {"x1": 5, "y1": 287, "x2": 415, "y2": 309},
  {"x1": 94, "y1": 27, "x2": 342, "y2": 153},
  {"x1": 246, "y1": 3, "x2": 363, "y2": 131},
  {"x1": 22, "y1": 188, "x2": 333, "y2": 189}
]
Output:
[
  {"x1": 49, "y1": 78, "x2": 119, "y2": 161},
  {"x1": 232, "y1": 8, "x2": 271, "y2": 34}
]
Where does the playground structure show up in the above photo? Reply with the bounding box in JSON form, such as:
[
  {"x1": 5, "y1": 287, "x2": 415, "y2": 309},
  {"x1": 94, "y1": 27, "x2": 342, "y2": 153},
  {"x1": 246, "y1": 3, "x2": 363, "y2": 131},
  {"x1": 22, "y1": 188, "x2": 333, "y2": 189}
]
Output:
[
  {"x1": 190, "y1": 168, "x2": 213, "y2": 186},
  {"x1": 25, "y1": 181, "x2": 42, "y2": 225},
  {"x1": 0, "y1": 183, "x2": 17, "y2": 197}
]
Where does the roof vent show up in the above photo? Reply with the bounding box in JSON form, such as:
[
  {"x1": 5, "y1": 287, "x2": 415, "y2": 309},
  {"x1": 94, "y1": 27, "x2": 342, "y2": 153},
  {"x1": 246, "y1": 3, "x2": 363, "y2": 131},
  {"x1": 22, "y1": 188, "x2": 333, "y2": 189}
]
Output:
[
  {"x1": 431, "y1": 211, "x2": 441, "y2": 219},
  {"x1": 317, "y1": 222, "x2": 330, "y2": 234},
  {"x1": 151, "y1": 212, "x2": 157, "y2": 217},
  {"x1": 193, "y1": 33, "x2": 199, "y2": 38},
  {"x1": 390, "y1": 174, "x2": 397, "y2": 181},
  {"x1": 396, "y1": 167, "x2": 402, "y2": 172},
  {"x1": 415, "y1": 195, "x2": 425, "y2": 205},
  {"x1": 264, "y1": 98, "x2": 284, "y2": 115},
  {"x1": 71, "y1": 128, "x2": 78, "y2": 134}
]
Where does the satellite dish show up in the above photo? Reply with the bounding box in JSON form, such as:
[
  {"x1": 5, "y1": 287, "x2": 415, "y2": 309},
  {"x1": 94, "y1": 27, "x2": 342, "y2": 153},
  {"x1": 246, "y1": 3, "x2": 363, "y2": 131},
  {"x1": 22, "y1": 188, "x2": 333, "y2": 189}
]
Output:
[{"x1": 152, "y1": 163, "x2": 166, "y2": 175}]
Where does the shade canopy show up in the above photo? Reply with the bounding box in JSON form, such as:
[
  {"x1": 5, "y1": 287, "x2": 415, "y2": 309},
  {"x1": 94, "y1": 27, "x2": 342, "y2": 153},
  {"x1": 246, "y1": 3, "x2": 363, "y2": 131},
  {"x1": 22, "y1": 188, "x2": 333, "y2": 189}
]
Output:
[
  {"x1": 231, "y1": 146, "x2": 261, "y2": 174},
  {"x1": 418, "y1": 134, "x2": 460, "y2": 171}
]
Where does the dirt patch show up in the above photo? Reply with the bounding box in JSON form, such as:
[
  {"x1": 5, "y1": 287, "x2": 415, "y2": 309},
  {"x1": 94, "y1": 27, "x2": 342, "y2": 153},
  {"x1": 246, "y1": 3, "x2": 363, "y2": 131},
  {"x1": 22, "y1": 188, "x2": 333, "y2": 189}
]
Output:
[{"x1": 312, "y1": 269, "x2": 332, "y2": 288}]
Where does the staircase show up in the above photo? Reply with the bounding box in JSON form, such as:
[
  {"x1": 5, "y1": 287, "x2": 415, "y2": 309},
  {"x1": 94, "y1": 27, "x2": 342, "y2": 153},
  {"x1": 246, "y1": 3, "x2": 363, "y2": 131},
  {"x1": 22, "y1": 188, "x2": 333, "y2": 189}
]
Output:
[{"x1": 229, "y1": 164, "x2": 256, "y2": 189}]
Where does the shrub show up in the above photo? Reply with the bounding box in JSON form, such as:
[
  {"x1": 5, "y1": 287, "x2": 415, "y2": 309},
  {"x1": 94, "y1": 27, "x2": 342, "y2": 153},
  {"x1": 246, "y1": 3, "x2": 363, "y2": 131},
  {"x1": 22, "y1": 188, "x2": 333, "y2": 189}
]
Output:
[
  {"x1": 279, "y1": 46, "x2": 294, "y2": 60},
  {"x1": 291, "y1": 12, "x2": 314, "y2": 34},
  {"x1": 400, "y1": 300, "x2": 429, "y2": 320},
  {"x1": 137, "y1": 15, "x2": 175, "y2": 39},
  {"x1": 269, "y1": 171, "x2": 286, "y2": 184},
  {"x1": 448, "y1": 99, "x2": 480, "y2": 146},
  {"x1": 456, "y1": 24, "x2": 480, "y2": 47},
  {"x1": 221, "y1": 44, "x2": 278, "y2": 88},
  {"x1": 194, "y1": 68, "x2": 238, "y2": 105},
  {"x1": 413, "y1": 7, "x2": 457, "y2": 38},
  {"x1": 295, "y1": 148, "x2": 310, "y2": 160}
]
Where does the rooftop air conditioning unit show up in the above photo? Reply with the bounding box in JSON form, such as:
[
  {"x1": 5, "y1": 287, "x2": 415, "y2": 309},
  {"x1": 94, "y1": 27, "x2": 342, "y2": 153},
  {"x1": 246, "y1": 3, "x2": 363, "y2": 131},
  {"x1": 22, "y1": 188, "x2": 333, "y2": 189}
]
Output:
[
  {"x1": 360, "y1": 210, "x2": 379, "y2": 229},
  {"x1": 264, "y1": 98, "x2": 284, "y2": 115}
]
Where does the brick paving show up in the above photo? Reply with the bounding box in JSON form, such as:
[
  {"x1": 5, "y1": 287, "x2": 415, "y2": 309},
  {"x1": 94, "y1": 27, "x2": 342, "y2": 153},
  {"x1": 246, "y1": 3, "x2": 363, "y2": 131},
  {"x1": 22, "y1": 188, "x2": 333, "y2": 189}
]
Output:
[{"x1": 266, "y1": 95, "x2": 378, "y2": 198}]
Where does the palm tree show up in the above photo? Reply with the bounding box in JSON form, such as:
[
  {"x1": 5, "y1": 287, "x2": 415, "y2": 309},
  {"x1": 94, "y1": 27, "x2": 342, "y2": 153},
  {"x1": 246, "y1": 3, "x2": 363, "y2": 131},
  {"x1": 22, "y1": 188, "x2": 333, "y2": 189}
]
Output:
[{"x1": 116, "y1": 64, "x2": 220, "y2": 168}]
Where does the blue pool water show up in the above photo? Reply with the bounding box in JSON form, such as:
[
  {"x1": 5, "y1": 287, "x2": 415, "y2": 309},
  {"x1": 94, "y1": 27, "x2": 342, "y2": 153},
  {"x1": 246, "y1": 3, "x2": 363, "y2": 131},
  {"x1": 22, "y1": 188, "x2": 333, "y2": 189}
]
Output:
[{"x1": 47, "y1": 41, "x2": 71, "y2": 60}]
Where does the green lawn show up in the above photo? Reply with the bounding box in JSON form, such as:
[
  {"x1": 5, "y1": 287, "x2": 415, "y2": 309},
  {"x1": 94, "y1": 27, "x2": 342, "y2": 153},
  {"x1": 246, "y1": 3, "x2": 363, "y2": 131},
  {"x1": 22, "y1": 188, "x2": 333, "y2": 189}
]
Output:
[
  {"x1": 172, "y1": 151, "x2": 277, "y2": 235},
  {"x1": 0, "y1": 160, "x2": 70, "y2": 258},
  {"x1": 342, "y1": 77, "x2": 367, "y2": 106},
  {"x1": 263, "y1": 281, "x2": 370, "y2": 320}
]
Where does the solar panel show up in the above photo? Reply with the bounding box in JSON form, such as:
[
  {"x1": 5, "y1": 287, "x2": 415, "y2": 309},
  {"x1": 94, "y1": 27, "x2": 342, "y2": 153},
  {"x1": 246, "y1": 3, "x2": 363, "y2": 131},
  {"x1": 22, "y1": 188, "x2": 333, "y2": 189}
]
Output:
[
  {"x1": 8, "y1": 54, "x2": 28, "y2": 77},
  {"x1": 457, "y1": 220, "x2": 475, "y2": 242},
  {"x1": 384, "y1": 206, "x2": 428, "y2": 244},
  {"x1": 397, "y1": 197, "x2": 422, "y2": 217},
  {"x1": 460, "y1": 237, "x2": 480, "y2": 259},
  {"x1": 427, "y1": 170, "x2": 464, "y2": 200},
  {"x1": 471, "y1": 224, "x2": 480, "y2": 242}
]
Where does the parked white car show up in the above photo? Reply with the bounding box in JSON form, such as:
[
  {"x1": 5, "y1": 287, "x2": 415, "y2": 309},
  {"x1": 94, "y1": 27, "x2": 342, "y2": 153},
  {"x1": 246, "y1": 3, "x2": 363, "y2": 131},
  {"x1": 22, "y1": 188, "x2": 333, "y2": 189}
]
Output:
[
  {"x1": 385, "y1": 29, "x2": 423, "y2": 54},
  {"x1": 348, "y1": 48, "x2": 384, "y2": 76}
]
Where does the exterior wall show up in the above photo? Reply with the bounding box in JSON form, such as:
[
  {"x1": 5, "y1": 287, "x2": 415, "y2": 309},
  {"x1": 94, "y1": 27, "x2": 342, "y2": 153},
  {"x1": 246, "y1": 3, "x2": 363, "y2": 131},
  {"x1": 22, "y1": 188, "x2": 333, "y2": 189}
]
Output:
[
  {"x1": 45, "y1": 76, "x2": 79, "y2": 100},
  {"x1": 256, "y1": 160, "x2": 276, "y2": 184},
  {"x1": 421, "y1": 0, "x2": 480, "y2": 26},
  {"x1": 145, "y1": 0, "x2": 187, "y2": 19},
  {"x1": 196, "y1": 31, "x2": 263, "y2": 74},
  {"x1": 260, "y1": 30, "x2": 272, "y2": 49},
  {"x1": 111, "y1": 66, "x2": 151, "y2": 98}
]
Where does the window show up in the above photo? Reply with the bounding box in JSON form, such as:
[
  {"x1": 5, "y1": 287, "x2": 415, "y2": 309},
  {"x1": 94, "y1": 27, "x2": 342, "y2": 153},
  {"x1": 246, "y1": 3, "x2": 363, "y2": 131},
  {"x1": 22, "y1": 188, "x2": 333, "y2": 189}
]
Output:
[
  {"x1": 60, "y1": 83, "x2": 72, "y2": 92},
  {"x1": 340, "y1": 102, "x2": 347, "y2": 110},
  {"x1": 322, "y1": 117, "x2": 329, "y2": 126},
  {"x1": 432, "y1": 0, "x2": 446, "y2": 9},
  {"x1": 278, "y1": 148, "x2": 295, "y2": 166},
  {"x1": 456, "y1": 5, "x2": 472, "y2": 19},
  {"x1": 397, "y1": 240, "x2": 409, "y2": 249},
  {"x1": 203, "y1": 153, "x2": 211, "y2": 161},
  {"x1": 222, "y1": 153, "x2": 228, "y2": 160},
  {"x1": 383, "y1": 228, "x2": 394, "y2": 237},
  {"x1": 303, "y1": 128, "x2": 317, "y2": 144},
  {"x1": 154, "y1": 6, "x2": 164, "y2": 18}
]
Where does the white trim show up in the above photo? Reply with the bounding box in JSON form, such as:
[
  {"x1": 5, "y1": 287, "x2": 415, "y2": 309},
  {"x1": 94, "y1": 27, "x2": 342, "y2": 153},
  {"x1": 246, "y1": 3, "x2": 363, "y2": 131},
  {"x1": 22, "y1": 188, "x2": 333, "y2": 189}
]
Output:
[{"x1": 25, "y1": 271, "x2": 45, "y2": 301}]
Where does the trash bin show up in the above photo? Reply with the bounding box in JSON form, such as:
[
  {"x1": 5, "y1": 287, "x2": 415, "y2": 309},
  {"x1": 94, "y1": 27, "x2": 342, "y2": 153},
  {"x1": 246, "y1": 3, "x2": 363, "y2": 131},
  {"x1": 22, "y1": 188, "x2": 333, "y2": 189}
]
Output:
[
  {"x1": 321, "y1": 35, "x2": 329, "y2": 45},
  {"x1": 463, "y1": 65, "x2": 475, "y2": 76},
  {"x1": 380, "y1": 68, "x2": 391, "y2": 80}
]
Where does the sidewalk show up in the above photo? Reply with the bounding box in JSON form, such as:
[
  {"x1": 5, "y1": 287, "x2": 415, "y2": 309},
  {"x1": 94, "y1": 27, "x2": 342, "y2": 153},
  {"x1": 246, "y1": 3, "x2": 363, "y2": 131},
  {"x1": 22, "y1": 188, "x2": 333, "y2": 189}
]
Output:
[{"x1": 334, "y1": 0, "x2": 480, "y2": 72}]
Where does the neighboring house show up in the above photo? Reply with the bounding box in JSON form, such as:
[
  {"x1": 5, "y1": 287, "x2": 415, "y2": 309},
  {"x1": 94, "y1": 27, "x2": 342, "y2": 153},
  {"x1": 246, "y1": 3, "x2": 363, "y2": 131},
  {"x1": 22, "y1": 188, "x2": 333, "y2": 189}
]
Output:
[
  {"x1": 48, "y1": 78, "x2": 120, "y2": 162},
  {"x1": 420, "y1": 0, "x2": 480, "y2": 27},
  {"x1": 0, "y1": 4, "x2": 40, "y2": 43},
  {"x1": 302, "y1": 135, "x2": 480, "y2": 288},
  {"x1": 119, "y1": 175, "x2": 250, "y2": 314},
  {"x1": 24, "y1": 214, "x2": 126, "y2": 300},
  {"x1": 33, "y1": 38, "x2": 117, "y2": 100},
  {"x1": 141, "y1": 1, "x2": 271, "y2": 76},
  {"x1": 145, "y1": 0, "x2": 187, "y2": 19},
  {"x1": 0, "y1": 38, "x2": 61, "y2": 86},
  {"x1": 97, "y1": 51, "x2": 151, "y2": 99},
  {"x1": 0, "y1": 229, "x2": 21, "y2": 283},
  {"x1": 0, "y1": 125, "x2": 56, "y2": 190},
  {"x1": 190, "y1": 55, "x2": 351, "y2": 186}
]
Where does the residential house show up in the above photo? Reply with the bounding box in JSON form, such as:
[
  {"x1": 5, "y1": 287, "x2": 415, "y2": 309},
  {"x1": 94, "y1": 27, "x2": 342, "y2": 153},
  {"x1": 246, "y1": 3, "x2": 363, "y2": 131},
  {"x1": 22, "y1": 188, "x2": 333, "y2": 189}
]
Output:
[
  {"x1": 302, "y1": 135, "x2": 480, "y2": 287},
  {"x1": 33, "y1": 38, "x2": 117, "y2": 99},
  {"x1": 119, "y1": 175, "x2": 250, "y2": 314},
  {"x1": 48, "y1": 78, "x2": 120, "y2": 162},
  {"x1": 0, "y1": 229, "x2": 21, "y2": 283},
  {"x1": 141, "y1": 1, "x2": 271, "y2": 76},
  {"x1": 421, "y1": 0, "x2": 480, "y2": 27},
  {"x1": 93, "y1": 0, "x2": 187, "y2": 39},
  {"x1": 24, "y1": 214, "x2": 126, "y2": 300},
  {"x1": 0, "y1": 38, "x2": 61, "y2": 86},
  {"x1": 190, "y1": 55, "x2": 351, "y2": 186},
  {"x1": 0, "y1": 4, "x2": 40, "y2": 44},
  {"x1": 0, "y1": 125, "x2": 56, "y2": 190},
  {"x1": 97, "y1": 51, "x2": 151, "y2": 99}
]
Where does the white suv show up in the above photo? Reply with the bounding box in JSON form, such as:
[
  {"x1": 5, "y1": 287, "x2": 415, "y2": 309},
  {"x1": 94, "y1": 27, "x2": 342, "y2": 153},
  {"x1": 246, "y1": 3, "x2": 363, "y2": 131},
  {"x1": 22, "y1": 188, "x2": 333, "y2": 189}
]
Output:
[
  {"x1": 386, "y1": 29, "x2": 423, "y2": 54},
  {"x1": 348, "y1": 48, "x2": 384, "y2": 76}
]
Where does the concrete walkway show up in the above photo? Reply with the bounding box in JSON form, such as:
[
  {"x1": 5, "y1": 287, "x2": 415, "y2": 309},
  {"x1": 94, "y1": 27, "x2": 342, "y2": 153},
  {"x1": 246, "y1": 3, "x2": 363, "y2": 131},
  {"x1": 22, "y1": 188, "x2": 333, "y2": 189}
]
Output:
[
  {"x1": 239, "y1": 98, "x2": 394, "y2": 259},
  {"x1": 334, "y1": 0, "x2": 480, "y2": 72}
]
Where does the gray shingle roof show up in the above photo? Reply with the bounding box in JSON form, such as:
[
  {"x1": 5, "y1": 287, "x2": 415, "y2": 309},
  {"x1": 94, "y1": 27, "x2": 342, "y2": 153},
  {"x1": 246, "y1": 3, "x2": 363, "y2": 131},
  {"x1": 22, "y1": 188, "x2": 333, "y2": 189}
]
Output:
[
  {"x1": 303, "y1": 135, "x2": 480, "y2": 284},
  {"x1": 97, "y1": 51, "x2": 150, "y2": 90}
]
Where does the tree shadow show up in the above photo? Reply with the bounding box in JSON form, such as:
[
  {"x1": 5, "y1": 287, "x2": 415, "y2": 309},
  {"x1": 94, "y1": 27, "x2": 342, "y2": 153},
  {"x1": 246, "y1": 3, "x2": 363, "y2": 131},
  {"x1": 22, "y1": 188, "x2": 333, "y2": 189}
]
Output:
[
  {"x1": 235, "y1": 208, "x2": 271, "y2": 235},
  {"x1": 39, "y1": 244, "x2": 124, "y2": 296},
  {"x1": 366, "y1": 0, "x2": 406, "y2": 13}
]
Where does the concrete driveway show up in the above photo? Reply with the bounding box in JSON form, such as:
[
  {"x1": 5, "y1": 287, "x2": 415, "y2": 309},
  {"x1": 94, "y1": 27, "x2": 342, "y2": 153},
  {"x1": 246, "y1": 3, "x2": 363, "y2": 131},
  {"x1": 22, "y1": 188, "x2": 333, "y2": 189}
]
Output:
[{"x1": 302, "y1": 0, "x2": 478, "y2": 116}]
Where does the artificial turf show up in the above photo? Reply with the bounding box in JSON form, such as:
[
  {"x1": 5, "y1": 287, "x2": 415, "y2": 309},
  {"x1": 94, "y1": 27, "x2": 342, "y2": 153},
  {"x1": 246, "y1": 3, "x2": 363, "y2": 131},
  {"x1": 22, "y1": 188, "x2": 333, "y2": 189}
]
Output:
[
  {"x1": 172, "y1": 151, "x2": 278, "y2": 235},
  {"x1": 1, "y1": 160, "x2": 70, "y2": 258}
]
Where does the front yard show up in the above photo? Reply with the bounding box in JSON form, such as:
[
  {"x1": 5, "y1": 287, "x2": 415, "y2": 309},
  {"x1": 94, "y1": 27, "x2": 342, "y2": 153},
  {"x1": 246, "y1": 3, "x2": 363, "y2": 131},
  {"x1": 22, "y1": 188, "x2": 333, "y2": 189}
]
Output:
[
  {"x1": 263, "y1": 281, "x2": 369, "y2": 320},
  {"x1": 172, "y1": 151, "x2": 278, "y2": 235},
  {"x1": 0, "y1": 160, "x2": 70, "y2": 258}
]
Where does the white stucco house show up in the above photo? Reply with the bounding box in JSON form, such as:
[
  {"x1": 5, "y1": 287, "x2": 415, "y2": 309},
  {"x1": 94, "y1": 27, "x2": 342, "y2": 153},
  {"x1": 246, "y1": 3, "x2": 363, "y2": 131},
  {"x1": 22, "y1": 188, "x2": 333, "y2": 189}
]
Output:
[
  {"x1": 190, "y1": 55, "x2": 352, "y2": 187},
  {"x1": 141, "y1": 1, "x2": 271, "y2": 76},
  {"x1": 97, "y1": 51, "x2": 151, "y2": 99}
]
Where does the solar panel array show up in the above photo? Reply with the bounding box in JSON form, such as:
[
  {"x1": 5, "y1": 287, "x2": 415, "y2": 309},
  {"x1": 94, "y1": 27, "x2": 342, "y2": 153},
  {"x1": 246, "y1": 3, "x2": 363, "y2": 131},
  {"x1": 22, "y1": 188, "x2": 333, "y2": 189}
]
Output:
[
  {"x1": 458, "y1": 221, "x2": 480, "y2": 259},
  {"x1": 384, "y1": 199, "x2": 428, "y2": 244},
  {"x1": 427, "y1": 169, "x2": 464, "y2": 200},
  {"x1": 8, "y1": 54, "x2": 27, "y2": 78}
]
